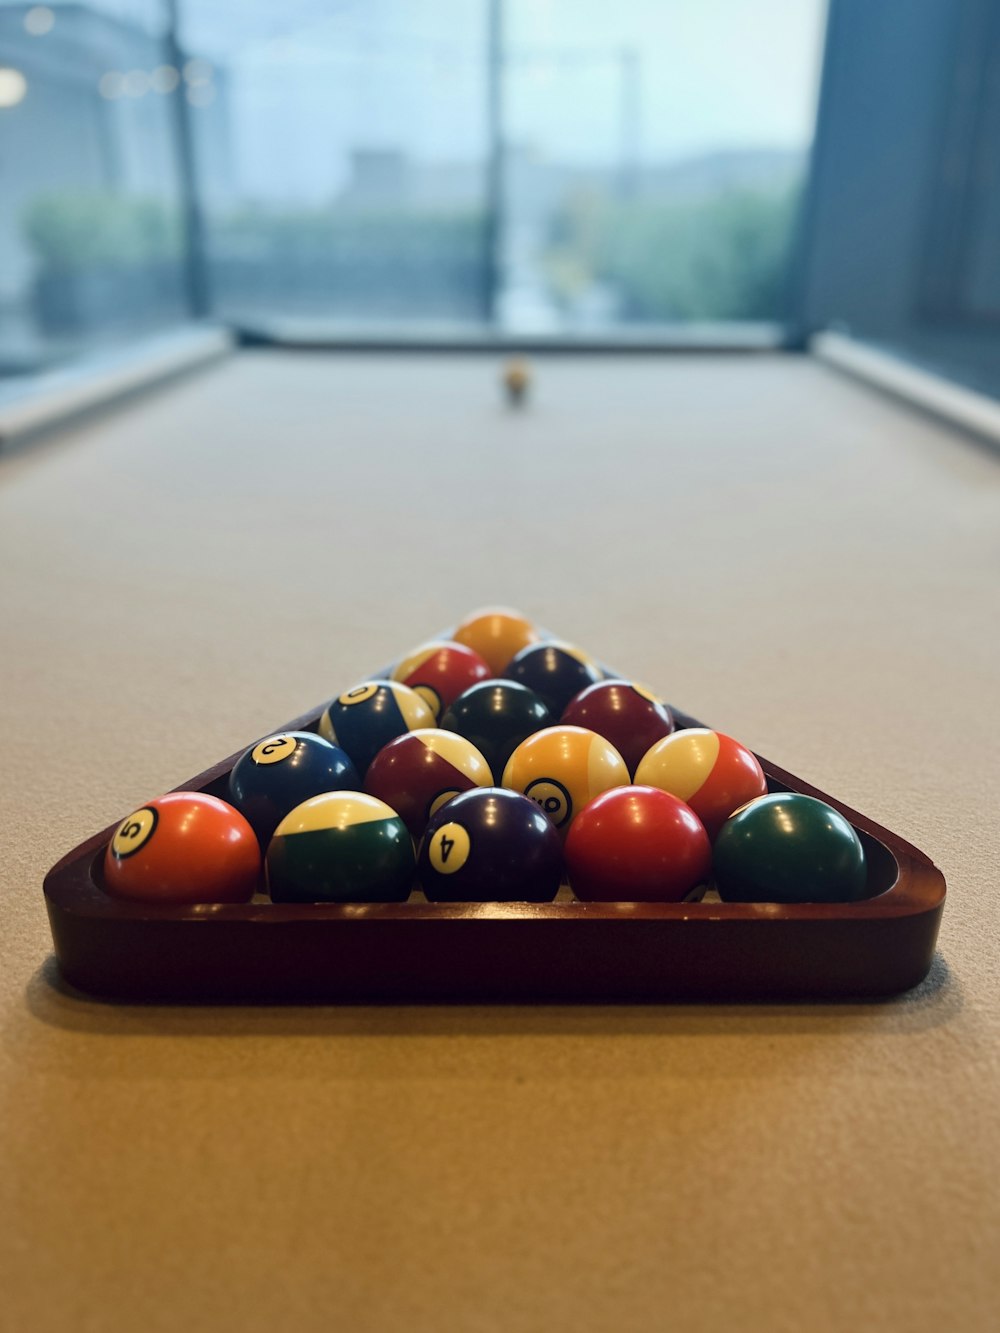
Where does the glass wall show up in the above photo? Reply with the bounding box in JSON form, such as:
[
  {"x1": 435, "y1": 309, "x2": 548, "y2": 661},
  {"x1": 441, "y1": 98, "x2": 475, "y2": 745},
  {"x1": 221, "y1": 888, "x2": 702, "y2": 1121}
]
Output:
[
  {"x1": 0, "y1": 1, "x2": 191, "y2": 373},
  {"x1": 0, "y1": 0, "x2": 829, "y2": 370},
  {"x1": 177, "y1": 0, "x2": 493, "y2": 329},
  {"x1": 501, "y1": 0, "x2": 826, "y2": 332}
]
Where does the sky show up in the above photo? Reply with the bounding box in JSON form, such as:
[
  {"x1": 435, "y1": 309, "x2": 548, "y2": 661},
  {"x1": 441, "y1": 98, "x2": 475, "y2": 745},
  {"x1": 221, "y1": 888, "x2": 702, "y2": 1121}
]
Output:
[{"x1": 176, "y1": 0, "x2": 829, "y2": 202}]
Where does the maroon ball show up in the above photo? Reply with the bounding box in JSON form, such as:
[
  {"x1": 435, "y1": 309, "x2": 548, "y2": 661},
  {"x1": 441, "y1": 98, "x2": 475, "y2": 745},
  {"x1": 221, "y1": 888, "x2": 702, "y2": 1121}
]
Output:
[
  {"x1": 364, "y1": 728, "x2": 491, "y2": 839},
  {"x1": 561, "y1": 679, "x2": 674, "y2": 776}
]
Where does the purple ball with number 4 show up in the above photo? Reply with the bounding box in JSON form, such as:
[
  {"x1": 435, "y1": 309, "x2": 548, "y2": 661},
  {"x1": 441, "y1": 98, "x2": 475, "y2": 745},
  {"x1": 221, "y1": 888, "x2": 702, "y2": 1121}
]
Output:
[{"x1": 417, "y1": 787, "x2": 562, "y2": 903}]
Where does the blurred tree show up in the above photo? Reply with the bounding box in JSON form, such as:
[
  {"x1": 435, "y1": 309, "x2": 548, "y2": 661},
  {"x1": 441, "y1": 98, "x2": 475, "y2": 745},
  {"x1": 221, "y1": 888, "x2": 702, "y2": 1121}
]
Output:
[{"x1": 546, "y1": 182, "x2": 801, "y2": 321}]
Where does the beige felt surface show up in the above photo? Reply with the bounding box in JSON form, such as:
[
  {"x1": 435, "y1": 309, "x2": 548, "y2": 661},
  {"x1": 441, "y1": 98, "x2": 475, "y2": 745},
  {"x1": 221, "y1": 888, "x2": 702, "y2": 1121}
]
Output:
[{"x1": 1, "y1": 351, "x2": 998, "y2": 1333}]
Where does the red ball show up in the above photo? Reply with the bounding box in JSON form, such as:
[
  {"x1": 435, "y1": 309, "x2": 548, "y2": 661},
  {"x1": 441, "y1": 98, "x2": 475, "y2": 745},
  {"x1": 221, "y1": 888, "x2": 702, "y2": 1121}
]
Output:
[
  {"x1": 391, "y1": 640, "x2": 493, "y2": 720},
  {"x1": 102, "y1": 791, "x2": 261, "y2": 904},
  {"x1": 564, "y1": 785, "x2": 711, "y2": 902},
  {"x1": 561, "y1": 679, "x2": 674, "y2": 775}
]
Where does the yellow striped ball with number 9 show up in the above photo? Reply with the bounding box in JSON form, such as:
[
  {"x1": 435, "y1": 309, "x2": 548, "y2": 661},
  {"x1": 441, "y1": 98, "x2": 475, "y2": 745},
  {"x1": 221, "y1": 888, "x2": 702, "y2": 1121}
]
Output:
[{"x1": 501, "y1": 725, "x2": 629, "y2": 835}]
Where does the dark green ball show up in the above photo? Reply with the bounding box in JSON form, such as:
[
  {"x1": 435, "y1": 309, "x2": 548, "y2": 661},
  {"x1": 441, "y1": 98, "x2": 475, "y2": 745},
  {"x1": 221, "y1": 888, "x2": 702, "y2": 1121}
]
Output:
[
  {"x1": 440, "y1": 680, "x2": 552, "y2": 782},
  {"x1": 713, "y1": 793, "x2": 867, "y2": 903},
  {"x1": 266, "y1": 793, "x2": 415, "y2": 903}
]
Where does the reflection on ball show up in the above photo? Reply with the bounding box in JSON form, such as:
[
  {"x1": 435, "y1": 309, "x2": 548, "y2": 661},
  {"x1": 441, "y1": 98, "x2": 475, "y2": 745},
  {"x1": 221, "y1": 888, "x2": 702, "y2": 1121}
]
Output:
[
  {"x1": 561, "y1": 679, "x2": 674, "y2": 776},
  {"x1": 713, "y1": 793, "x2": 867, "y2": 903},
  {"x1": 452, "y1": 607, "x2": 539, "y2": 675},
  {"x1": 391, "y1": 639, "x2": 492, "y2": 720},
  {"x1": 439, "y1": 679, "x2": 552, "y2": 782},
  {"x1": 228, "y1": 730, "x2": 360, "y2": 847},
  {"x1": 364, "y1": 728, "x2": 491, "y2": 837},
  {"x1": 103, "y1": 791, "x2": 260, "y2": 904},
  {"x1": 319, "y1": 680, "x2": 435, "y2": 775},
  {"x1": 501, "y1": 724, "x2": 629, "y2": 834},
  {"x1": 634, "y1": 727, "x2": 767, "y2": 839},
  {"x1": 564, "y1": 785, "x2": 711, "y2": 902},
  {"x1": 266, "y1": 791, "x2": 414, "y2": 903},
  {"x1": 503, "y1": 640, "x2": 603, "y2": 718},
  {"x1": 417, "y1": 787, "x2": 562, "y2": 902}
]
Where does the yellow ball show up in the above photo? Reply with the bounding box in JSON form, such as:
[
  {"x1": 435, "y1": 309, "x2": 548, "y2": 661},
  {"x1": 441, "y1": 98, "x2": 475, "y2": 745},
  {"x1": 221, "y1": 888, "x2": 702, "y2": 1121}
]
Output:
[{"x1": 501, "y1": 725, "x2": 628, "y2": 833}]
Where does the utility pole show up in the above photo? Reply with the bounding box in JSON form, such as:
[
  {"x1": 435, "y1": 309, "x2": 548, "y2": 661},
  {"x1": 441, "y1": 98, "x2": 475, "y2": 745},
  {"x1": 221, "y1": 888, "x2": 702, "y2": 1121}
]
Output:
[
  {"x1": 618, "y1": 46, "x2": 641, "y2": 198},
  {"x1": 165, "y1": 0, "x2": 212, "y2": 318}
]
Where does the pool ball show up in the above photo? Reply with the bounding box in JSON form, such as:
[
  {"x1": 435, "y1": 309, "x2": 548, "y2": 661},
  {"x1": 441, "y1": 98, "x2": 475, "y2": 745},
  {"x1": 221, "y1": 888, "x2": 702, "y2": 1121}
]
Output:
[
  {"x1": 565, "y1": 786, "x2": 712, "y2": 902},
  {"x1": 266, "y1": 791, "x2": 414, "y2": 903},
  {"x1": 364, "y1": 728, "x2": 492, "y2": 838},
  {"x1": 439, "y1": 680, "x2": 552, "y2": 781},
  {"x1": 103, "y1": 791, "x2": 260, "y2": 904},
  {"x1": 228, "y1": 730, "x2": 360, "y2": 847},
  {"x1": 452, "y1": 606, "x2": 539, "y2": 675},
  {"x1": 502, "y1": 358, "x2": 531, "y2": 406},
  {"x1": 417, "y1": 787, "x2": 562, "y2": 902},
  {"x1": 391, "y1": 639, "x2": 492, "y2": 720},
  {"x1": 503, "y1": 641, "x2": 603, "y2": 718},
  {"x1": 319, "y1": 680, "x2": 435, "y2": 775},
  {"x1": 634, "y1": 728, "x2": 767, "y2": 839},
  {"x1": 713, "y1": 793, "x2": 867, "y2": 903},
  {"x1": 501, "y1": 725, "x2": 629, "y2": 834},
  {"x1": 561, "y1": 679, "x2": 674, "y2": 776}
]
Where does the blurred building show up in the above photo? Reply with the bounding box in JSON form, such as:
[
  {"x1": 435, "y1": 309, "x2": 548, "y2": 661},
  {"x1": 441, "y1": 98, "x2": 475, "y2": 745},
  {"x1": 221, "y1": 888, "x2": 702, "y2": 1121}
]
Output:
[{"x1": 0, "y1": 3, "x2": 230, "y2": 342}]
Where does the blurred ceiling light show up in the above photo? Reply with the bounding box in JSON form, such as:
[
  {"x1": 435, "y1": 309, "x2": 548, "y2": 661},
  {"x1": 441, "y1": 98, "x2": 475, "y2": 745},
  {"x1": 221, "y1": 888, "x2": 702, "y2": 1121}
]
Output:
[
  {"x1": 186, "y1": 83, "x2": 216, "y2": 108},
  {"x1": 99, "y1": 70, "x2": 125, "y2": 99},
  {"x1": 151, "y1": 65, "x2": 180, "y2": 94},
  {"x1": 123, "y1": 69, "x2": 150, "y2": 98},
  {"x1": 24, "y1": 6, "x2": 55, "y2": 36},
  {"x1": 183, "y1": 58, "x2": 213, "y2": 86},
  {"x1": 0, "y1": 68, "x2": 28, "y2": 107}
]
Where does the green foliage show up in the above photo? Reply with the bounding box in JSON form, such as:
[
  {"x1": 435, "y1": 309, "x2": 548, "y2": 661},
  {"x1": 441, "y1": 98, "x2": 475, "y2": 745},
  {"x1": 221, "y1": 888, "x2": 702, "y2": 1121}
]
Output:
[
  {"x1": 206, "y1": 206, "x2": 486, "y2": 260},
  {"x1": 22, "y1": 193, "x2": 184, "y2": 270},
  {"x1": 546, "y1": 183, "x2": 802, "y2": 321}
]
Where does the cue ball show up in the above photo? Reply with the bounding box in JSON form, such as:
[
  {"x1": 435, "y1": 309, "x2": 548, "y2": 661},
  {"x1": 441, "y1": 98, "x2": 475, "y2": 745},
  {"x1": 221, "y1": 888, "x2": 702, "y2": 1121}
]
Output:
[
  {"x1": 564, "y1": 786, "x2": 712, "y2": 902},
  {"x1": 417, "y1": 787, "x2": 562, "y2": 902},
  {"x1": 452, "y1": 606, "x2": 540, "y2": 675},
  {"x1": 501, "y1": 724, "x2": 629, "y2": 834},
  {"x1": 713, "y1": 793, "x2": 868, "y2": 903},
  {"x1": 228, "y1": 730, "x2": 360, "y2": 847},
  {"x1": 319, "y1": 679, "x2": 435, "y2": 774},
  {"x1": 503, "y1": 640, "x2": 603, "y2": 718},
  {"x1": 266, "y1": 791, "x2": 415, "y2": 903},
  {"x1": 439, "y1": 679, "x2": 552, "y2": 781},
  {"x1": 561, "y1": 679, "x2": 674, "y2": 776},
  {"x1": 391, "y1": 639, "x2": 492, "y2": 720},
  {"x1": 364, "y1": 728, "x2": 492, "y2": 837},
  {"x1": 103, "y1": 791, "x2": 260, "y2": 904},
  {"x1": 634, "y1": 727, "x2": 767, "y2": 839}
]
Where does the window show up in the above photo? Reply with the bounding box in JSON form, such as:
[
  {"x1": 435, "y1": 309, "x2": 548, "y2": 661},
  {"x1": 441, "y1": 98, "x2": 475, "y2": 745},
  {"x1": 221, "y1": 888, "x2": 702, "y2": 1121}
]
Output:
[
  {"x1": 0, "y1": 0, "x2": 830, "y2": 374},
  {"x1": 178, "y1": 0, "x2": 493, "y2": 330},
  {"x1": 0, "y1": 1, "x2": 190, "y2": 373},
  {"x1": 501, "y1": 0, "x2": 826, "y2": 332}
]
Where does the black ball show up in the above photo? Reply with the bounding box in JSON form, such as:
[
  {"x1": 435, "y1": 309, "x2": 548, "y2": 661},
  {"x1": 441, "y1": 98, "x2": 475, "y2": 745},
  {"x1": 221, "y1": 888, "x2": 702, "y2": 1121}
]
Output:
[
  {"x1": 503, "y1": 641, "x2": 602, "y2": 718},
  {"x1": 417, "y1": 788, "x2": 563, "y2": 903},
  {"x1": 440, "y1": 680, "x2": 552, "y2": 782}
]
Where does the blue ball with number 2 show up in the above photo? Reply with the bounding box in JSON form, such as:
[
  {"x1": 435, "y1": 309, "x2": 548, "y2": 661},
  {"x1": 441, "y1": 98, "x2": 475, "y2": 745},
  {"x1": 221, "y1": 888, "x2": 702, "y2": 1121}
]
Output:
[{"x1": 228, "y1": 730, "x2": 360, "y2": 848}]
